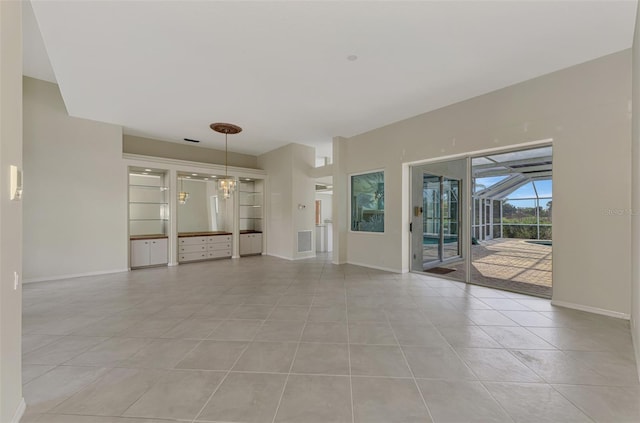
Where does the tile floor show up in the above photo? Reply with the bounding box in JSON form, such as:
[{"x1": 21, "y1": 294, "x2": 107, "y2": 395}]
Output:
[{"x1": 21, "y1": 254, "x2": 639, "y2": 423}]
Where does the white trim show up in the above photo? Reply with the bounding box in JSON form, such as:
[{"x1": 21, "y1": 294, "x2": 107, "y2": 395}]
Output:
[
  {"x1": 632, "y1": 316, "x2": 640, "y2": 382},
  {"x1": 347, "y1": 260, "x2": 400, "y2": 274},
  {"x1": 293, "y1": 252, "x2": 316, "y2": 260},
  {"x1": 550, "y1": 300, "x2": 630, "y2": 320},
  {"x1": 404, "y1": 138, "x2": 553, "y2": 167},
  {"x1": 10, "y1": 398, "x2": 25, "y2": 423},
  {"x1": 265, "y1": 252, "x2": 317, "y2": 261},
  {"x1": 266, "y1": 253, "x2": 295, "y2": 261},
  {"x1": 123, "y1": 153, "x2": 267, "y2": 178},
  {"x1": 23, "y1": 268, "x2": 129, "y2": 284}
]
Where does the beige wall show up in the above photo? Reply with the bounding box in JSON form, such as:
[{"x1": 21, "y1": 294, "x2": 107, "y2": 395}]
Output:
[
  {"x1": 291, "y1": 144, "x2": 316, "y2": 259},
  {"x1": 338, "y1": 50, "x2": 632, "y2": 316},
  {"x1": 124, "y1": 134, "x2": 259, "y2": 169},
  {"x1": 259, "y1": 144, "x2": 294, "y2": 259},
  {"x1": 258, "y1": 143, "x2": 315, "y2": 260},
  {"x1": 631, "y1": 5, "x2": 640, "y2": 373},
  {"x1": 23, "y1": 77, "x2": 128, "y2": 282},
  {"x1": 0, "y1": 2, "x2": 24, "y2": 421}
]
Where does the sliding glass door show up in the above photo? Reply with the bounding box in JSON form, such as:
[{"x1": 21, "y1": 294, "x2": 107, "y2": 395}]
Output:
[{"x1": 411, "y1": 159, "x2": 468, "y2": 281}]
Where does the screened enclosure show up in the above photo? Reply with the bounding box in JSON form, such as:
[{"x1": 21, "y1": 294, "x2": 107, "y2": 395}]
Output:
[{"x1": 472, "y1": 146, "x2": 552, "y2": 242}]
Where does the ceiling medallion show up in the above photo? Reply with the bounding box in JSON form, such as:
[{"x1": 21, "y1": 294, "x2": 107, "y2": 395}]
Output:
[{"x1": 210, "y1": 123, "x2": 242, "y2": 135}]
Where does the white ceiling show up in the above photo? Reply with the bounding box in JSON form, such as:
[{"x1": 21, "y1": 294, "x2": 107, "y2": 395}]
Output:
[{"x1": 24, "y1": 1, "x2": 637, "y2": 159}]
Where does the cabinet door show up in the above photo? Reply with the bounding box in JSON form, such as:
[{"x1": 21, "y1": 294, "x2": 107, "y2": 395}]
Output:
[
  {"x1": 252, "y1": 233, "x2": 263, "y2": 254},
  {"x1": 149, "y1": 238, "x2": 168, "y2": 265},
  {"x1": 131, "y1": 240, "x2": 150, "y2": 267},
  {"x1": 239, "y1": 234, "x2": 252, "y2": 256}
]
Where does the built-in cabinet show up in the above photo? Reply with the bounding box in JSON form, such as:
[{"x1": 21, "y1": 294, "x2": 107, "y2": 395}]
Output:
[
  {"x1": 129, "y1": 169, "x2": 169, "y2": 268},
  {"x1": 129, "y1": 172, "x2": 169, "y2": 237},
  {"x1": 130, "y1": 237, "x2": 168, "y2": 268},
  {"x1": 240, "y1": 232, "x2": 262, "y2": 256},
  {"x1": 178, "y1": 233, "x2": 233, "y2": 262},
  {"x1": 127, "y1": 164, "x2": 266, "y2": 270},
  {"x1": 239, "y1": 179, "x2": 263, "y2": 256}
]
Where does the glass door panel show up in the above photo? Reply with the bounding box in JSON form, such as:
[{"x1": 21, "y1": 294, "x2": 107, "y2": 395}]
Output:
[
  {"x1": 423, "y1": 175, "x2": 441, "y2": 265},
  {"x1": 411, "y1": 159, "x2": 467, "y2": 282},
  {"x1": 442, "y1": 178, "x2": 460, "y2": 260}
]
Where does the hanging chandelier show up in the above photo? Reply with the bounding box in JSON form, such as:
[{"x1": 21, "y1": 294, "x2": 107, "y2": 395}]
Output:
[
  {"x1": 210, "y1": 122, "x2": 242, "y2": 199},
  {"x1": 178, "y1": 176, "x2": 189, "y2": 204}
]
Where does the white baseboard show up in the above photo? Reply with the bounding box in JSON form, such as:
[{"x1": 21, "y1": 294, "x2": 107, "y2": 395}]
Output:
[
  {"x1": 632, "y1": 316, "x2": 640, "y2": 383},
  {"x1": 347, "y1": 261, "x2": 400, "y2": 274},
  {"x1": 23, "y1": 268, "x2": 129, "y2": 284},
  {"x1": 266, "y1": 253, "x2": 294, "y2": 261},
  {"x1": 11, "y1": 398, "x2": 25, "y2": 423},
  {"x1": 550, "y1": 300, "x2": 630, "y2": 320},
  {"x1": 293, "y1": 253, "x2": 316, "y2": 260}
]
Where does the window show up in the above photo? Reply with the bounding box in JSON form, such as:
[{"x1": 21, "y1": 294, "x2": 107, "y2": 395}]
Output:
[{"x1": 351, "y1": 171, "x2": 384, "y2": 232}]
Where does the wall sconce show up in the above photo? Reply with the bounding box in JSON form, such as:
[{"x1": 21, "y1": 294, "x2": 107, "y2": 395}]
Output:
[{"x1": 10, "y1": 165, "x2": 22, "y2": 201}]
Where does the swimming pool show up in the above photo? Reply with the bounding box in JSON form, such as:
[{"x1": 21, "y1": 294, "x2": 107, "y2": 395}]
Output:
[
  {"x1": 526, "y1": 240, "x2": 552, "y2": 246},
  {"x1": 423, "y1": 235, "x2": 458, "y2": 245}
]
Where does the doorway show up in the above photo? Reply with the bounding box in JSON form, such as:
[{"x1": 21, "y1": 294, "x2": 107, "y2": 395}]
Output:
[
  {"x1": 409, "y1": 145, "x2": 552, "y2": 298},
  {"x1": 470, "y1": 145, "x2": 553, "y2": 297}
]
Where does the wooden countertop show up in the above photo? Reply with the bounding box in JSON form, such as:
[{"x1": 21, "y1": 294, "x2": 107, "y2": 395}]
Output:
[
  {"x1": 178, "y1": 231, "x2": 232, "y2": 237},
  {"x1": 240, "y1": 230, "x2": 263, "y2": 234},
  {"x1": 130, "y1": 234, "x2": 168, "y2": 241}
]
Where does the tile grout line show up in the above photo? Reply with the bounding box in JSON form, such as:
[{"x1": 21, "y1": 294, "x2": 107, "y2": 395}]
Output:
[
  {"x1": 545, "y1": 384, "x2": 601, "y2": 423},
  {"x1": 429, "y1": 293, "x2": 519, "y2": 423},
  {"x1": 345, "y1": 285, "x2": 355, "y2": 423},
  {"x1": 269, "y1": 284, "x2": 317, "y2": 423},
  {"x1": 190, "y1": 300, "x2": 279, "y2": 423},
  {"x1": 384, "y1": 307, "x2": 436, "y2": 423},
  {"x1": 117, "y1": 306, "x2": 231, "y2": 419}
]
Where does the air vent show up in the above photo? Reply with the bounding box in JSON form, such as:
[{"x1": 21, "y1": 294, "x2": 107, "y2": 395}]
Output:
[
  {"x1": 183, "y1": 138, "x2": 200, "y2": 143},
  {"x1": 297, "y1": 230, "x2": 313, "y2": 253}
]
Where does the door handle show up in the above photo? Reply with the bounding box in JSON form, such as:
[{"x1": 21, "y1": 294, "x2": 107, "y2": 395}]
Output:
[{"x1": 414, "y1": 206, "x2": 423, "y2": 216}]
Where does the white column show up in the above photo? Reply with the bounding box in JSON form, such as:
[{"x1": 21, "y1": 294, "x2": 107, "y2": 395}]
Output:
[
  {"x1": 168, "y1": 169, "x2": 178, "y2": 266},
  {"x1": 232, "y1": 176, "x2": 240, "y2": 258},
  {"x1": 332, "y1": 136, "x2": 348, "y2": 264}
]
